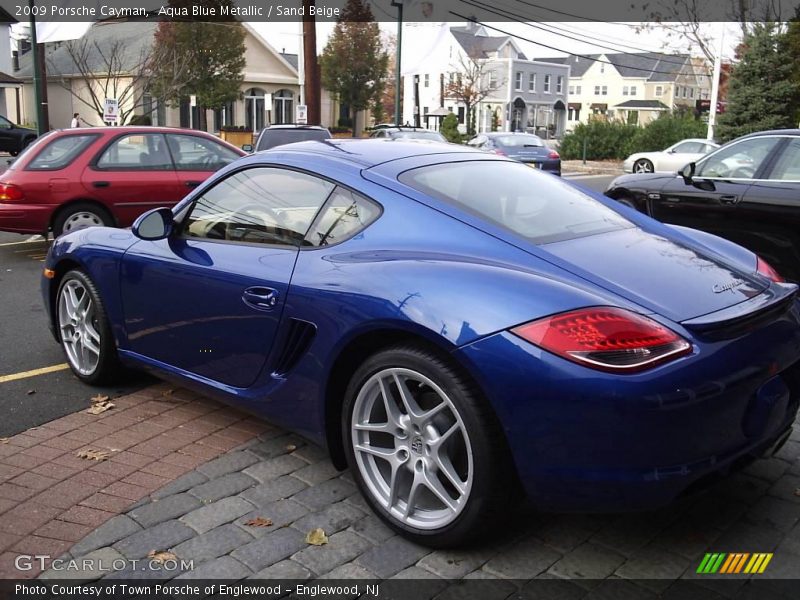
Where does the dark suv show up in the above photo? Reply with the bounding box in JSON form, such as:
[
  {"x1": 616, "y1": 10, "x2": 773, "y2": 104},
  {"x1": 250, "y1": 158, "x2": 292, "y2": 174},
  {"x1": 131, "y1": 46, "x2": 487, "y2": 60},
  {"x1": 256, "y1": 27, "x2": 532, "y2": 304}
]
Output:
[
  {"x1": 253, "y1": 125, "x2": 331, "y2": 152},
  {"x1": 0, "y1": 115, "x2": 36, "y2": 156}
]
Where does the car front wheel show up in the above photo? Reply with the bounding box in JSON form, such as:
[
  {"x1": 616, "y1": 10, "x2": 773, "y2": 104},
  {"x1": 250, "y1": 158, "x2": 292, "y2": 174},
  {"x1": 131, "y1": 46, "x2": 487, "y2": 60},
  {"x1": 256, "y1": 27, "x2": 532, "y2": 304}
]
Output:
[{"x1": 343, "y1": 345, "x2": 515, "y2": 547}]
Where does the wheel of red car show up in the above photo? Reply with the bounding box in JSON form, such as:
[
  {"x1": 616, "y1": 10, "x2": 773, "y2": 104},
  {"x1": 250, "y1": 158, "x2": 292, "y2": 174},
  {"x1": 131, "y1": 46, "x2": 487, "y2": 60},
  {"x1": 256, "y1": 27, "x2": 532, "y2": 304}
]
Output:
[
  {"x1": 343, "y1": 344, "x2": 516, "y2": 547},
  {"x1": 53, "y1": 203, "x2": 113, "y2": 237},
  {"x1": 56, "y1": 270, "x2": 121, "y2": 385}
]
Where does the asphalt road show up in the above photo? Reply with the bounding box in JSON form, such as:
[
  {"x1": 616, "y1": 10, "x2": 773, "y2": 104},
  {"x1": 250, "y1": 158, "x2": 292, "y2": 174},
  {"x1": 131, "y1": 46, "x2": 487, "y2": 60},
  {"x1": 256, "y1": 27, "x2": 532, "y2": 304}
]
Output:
[
  {"x1": 0, "y1": 174, "x2": 615, "y2": 438},
  {"x1": 0, "y1": 231, "x2": 154, "y2": 437}
]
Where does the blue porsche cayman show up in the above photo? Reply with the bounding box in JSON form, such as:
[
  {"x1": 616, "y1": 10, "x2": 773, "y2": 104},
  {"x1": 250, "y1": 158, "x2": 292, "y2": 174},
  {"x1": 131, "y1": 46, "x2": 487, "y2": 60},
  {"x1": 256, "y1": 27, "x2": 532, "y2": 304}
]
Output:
[{"x1": 42, "y1": 140, "x2": 800, "y2": 547}]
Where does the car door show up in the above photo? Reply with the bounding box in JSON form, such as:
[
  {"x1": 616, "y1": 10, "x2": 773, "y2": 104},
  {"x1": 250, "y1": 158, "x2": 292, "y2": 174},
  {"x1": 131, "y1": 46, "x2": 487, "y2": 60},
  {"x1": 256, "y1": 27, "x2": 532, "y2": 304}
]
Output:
[
  {"x1": 0, "y1": 115, "x2": 17, "y2": 152},
  {"x1": 165, "y1": 133, "x2": 243, "y2": 194},
  {"x1": 83, "y1": 132, "x2": 182, "y2": 227},
  {"x1": 734, "y1": 135, "x2": 800, "y2": 280},
  {"x1": 119, "y1": 166, "x2": 336, "y2": 388},
  {"x1": 649, "y1": 136, "x2": 783, "y2": 236}
]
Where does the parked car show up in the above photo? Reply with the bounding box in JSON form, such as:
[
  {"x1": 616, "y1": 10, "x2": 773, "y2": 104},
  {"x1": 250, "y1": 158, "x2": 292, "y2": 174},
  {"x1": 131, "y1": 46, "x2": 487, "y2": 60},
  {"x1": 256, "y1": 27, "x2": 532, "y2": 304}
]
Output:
[
  {"x1": 466, "y1": 132, "x2": 561, "y2": 175},
  {"x1": 0, "y1": 114, "x2": 37, "y2": 156},
  {"x1": 42, "y1": 139, "x2": 800, "y2": 547},
  {"x1": 369, "y1": 126, "x2": 447, "y2": 143},
  {"x1": 253, "y1": 124, "x2": 331, "y2": 151},
  {"x1": 606, "y1": 129, "x2": 800, "y2": 281},
  {"x1": 0, "y1": 126, "x2": 245, "y2": 237},
  {"x1": 623, "y1": 138, "x2": 719, "y2": 173}
]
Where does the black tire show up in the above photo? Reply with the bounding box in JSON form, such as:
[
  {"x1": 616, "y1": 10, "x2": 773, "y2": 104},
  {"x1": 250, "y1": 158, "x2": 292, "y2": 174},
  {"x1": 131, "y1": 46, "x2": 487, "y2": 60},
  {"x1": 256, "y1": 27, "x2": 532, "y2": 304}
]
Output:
[
  {"x1": 342, "y1": 344, "x2": 518, "y2": 548},
  {"x1": 53, "y1": 202, "x2": 113, "y2": 237},
  {"x1": 633, "y1": 158, "x2": 654, "y2": 173},
  {"x1": 616, "y1": 196, "x2": 637, "y2": 210},
  {"x1": 56, "y1": 270, "x2": 122, "y2": 385}
]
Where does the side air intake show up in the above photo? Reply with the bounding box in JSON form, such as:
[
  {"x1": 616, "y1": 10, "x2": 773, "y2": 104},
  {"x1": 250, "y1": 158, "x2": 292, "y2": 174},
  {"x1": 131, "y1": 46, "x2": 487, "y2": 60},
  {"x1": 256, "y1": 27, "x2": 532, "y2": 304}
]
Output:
[{"x1": 272, "y1": 318, "x2": 316, "y2": 377}]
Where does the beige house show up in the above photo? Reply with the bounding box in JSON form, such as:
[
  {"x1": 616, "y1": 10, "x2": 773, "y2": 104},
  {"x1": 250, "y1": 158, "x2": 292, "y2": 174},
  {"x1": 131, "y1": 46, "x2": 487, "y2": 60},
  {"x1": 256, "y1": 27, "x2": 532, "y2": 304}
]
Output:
[
  {"x1": 538, "y1": 52, "x2": 712, "y2": 131},
  {"x1": 13, "y1": 20, "x2": 339, "y2": 132}
]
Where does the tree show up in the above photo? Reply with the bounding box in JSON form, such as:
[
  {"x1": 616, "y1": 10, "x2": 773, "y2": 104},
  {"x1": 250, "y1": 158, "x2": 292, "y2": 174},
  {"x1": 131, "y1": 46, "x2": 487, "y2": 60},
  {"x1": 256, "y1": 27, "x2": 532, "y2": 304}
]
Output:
[
  {"x1": 50, "y1": 37, "x2": 152, "y2": 125},
  {"x1": 149, "y1": 2, "x2": 246, "y2": 130},
  {"x1": 786, "y1": 6, "x2": 800, "y2": 123},
  {"x1": 320, "y1": 0, "x2": 388, "y2": 134},
  {"x1": 445, "y1": 51, "x2": 500, "y2": 137},
  {"x1": 440, "y1": 113, "x2": 460, "y2": 143},
  {"x1": 374, "y1": 32, "x2": 397, "y2": 125},
  {"x1": 716, "y1": 22, "x2": 800, "y2": 141}
]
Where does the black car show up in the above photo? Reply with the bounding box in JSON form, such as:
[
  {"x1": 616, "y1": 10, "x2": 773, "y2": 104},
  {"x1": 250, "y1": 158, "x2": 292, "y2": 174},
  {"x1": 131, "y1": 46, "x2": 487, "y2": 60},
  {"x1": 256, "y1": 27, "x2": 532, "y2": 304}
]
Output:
[
  {"x1": 466, "y1": 132, "x2": 561, "y2": 175},
  {"x1": 605, "y1": 129, "x2": 800, "y2": 281},
  {"x1": 0, "y1": 115, "x2": 36, "y2": 156},
  {"x1": 369, "y1": 126, "x2": 447, "y2": 143},
  {"x1": 253, "y1": 124, "x2": 331, "y2": 152}
]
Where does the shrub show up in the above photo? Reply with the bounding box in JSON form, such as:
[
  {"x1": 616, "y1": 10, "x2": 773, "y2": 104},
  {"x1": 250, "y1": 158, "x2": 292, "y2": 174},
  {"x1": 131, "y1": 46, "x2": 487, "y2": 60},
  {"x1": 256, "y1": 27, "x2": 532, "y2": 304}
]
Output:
[
  {"x1": 559, "y1": 119, "x2": 638, "y2": 160},
  {"x1": 627, "y1": 113, "x2": 707, "y2": 152},
  {"x1": 440, "y1": 113, "x2": 462, "y2": 143}
]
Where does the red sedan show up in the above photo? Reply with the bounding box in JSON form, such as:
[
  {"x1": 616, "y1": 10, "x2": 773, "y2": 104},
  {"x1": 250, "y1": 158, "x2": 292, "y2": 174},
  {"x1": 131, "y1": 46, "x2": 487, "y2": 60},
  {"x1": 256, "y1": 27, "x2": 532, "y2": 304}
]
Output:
[{"x1": 0, "y1": 126, "x2": 246, "y2": 236}]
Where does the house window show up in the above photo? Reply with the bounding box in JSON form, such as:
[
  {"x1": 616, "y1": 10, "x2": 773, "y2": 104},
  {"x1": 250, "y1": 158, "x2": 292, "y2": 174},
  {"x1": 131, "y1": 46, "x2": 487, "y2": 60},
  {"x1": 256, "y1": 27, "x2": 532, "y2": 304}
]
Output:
[
  {"x1": 600, "y1": 63, "x2": 605, "y2": 73},
  {"x1": 544, "y1": 74, "x2": 551, "y2": 93},
  {"x1": 622, "y1": 86, "x2": 629, "y2": 96},
  {"x1": 594, "y1": 85, "x2": 601, "y2": 95},
  {"x1": 489, "y1": 71, "x2": 497, "y2": 89},
  {"x1": 529, "y1": 73, "x2": 536, "y2": 92},
  {"x1": 457, "y1": 106, "x2": 465, "y2": 124},
  {"x1": 569, "y1": 85, "x2": 574, "y2": 95},
  {"x1": 449, "y1": 72, "x2": 455, "y2": 85},
  {"x1": 447, "y1": 106, "x2": 453, "y2": 113},
  {"x1": 568, "y1": 106, "x2": 581, "y2": 121},
  {"x1": 655, "y1": 85, "x2": 663, "y2": 96},
  {"x1": 576, "y1": 85, "x2": 581, "y2": 94},
  {"x1": 424, "y1": 74, "x2": 429, "y2": 88},
  {"x1": 423, "y1": 106, "x2": 429, "y2": 115},
  {"x1": 682, "y1": 87, "x2": 688, "y2": 98},
  {"x1": 601, "y1": 86, "x2": 608, "y2": 96},
  {"x1": 515, "y1": 71, "x2": 522, "y2": 91},
  {"x1": 630, "y1": 86, "x2": 637, "y2": 96},
  {"x1": 689, "y1": 87, "x2": 695, "y2": 98},
  {"x1": 556, "y1": 76, "x2": 563, "y2": 93}
]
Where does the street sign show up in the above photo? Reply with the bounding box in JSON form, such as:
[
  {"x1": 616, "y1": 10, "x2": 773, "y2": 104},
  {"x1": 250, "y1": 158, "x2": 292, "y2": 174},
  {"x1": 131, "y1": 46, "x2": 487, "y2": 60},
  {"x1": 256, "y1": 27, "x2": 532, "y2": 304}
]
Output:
[
  {"x1": 296, "y1": 104, "x2": 308, "y2": 124},
  {"x1": 103, "y1": 98, "x2": 118, "y2": 123},
  {"x1": 189, "y1": 95, "x2": 197, "y2": 108}
]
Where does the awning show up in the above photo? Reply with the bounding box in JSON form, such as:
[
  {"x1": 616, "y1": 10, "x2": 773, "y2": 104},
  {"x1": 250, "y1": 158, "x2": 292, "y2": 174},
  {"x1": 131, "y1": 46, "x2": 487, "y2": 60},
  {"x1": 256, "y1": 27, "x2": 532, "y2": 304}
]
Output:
[
  {"x1": 612, "y1": 100, "x2": 670, "y2": 110},
  {"x1": 590, "y1": 103, "x2": 608, "y2": 110},
  {"x1": 568, "y1": 102, "x2": 581, "y2": 110}
]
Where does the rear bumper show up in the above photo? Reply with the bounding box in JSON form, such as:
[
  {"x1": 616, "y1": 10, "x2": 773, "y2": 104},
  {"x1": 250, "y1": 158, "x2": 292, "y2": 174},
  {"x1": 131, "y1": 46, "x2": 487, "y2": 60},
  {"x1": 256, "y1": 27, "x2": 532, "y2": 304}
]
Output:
[
  {"x1": 455, "y1": 301, "x2": 800, "y2": 511},
  {"x1": 0, "y1": 202, "x2": 52, "y2": 234},
  {"x1": 521, "y1": 159, "x2": 561, "y2": 176}
]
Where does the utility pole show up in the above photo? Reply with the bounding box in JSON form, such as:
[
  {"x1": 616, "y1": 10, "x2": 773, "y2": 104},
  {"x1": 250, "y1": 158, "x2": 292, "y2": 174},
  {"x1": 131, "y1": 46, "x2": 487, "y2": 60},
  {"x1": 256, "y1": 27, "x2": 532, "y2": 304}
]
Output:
[
  {"x1": 302, "y1": 0, "x2": 320, "y2": 125},
  {"x1": 28, "y1": 0, "x2": 49, "y2": 135},
  {"x1": 413, "y1": 74, "x2": 420, "y2": 127},
  {"x1": 707, "y1": 23, "x2": 724, "y2": 141},
  {"x1": 391, "y1": 0, "x2": 403, "y2": 125}
]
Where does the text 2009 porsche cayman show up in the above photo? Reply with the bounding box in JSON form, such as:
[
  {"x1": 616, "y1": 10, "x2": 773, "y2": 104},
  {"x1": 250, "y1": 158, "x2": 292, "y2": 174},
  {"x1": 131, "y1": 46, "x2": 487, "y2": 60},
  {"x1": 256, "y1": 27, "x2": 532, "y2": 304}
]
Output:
[{"x1": 41, "y1": 139, "x2": 800, "y2": 547}]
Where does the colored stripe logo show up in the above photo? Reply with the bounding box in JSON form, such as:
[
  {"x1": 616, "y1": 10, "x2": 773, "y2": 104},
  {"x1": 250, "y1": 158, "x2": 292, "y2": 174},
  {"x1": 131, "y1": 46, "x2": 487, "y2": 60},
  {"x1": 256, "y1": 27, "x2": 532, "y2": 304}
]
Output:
[{"x1": 697, "y1": 553, "x2": 773, "y2": 574}]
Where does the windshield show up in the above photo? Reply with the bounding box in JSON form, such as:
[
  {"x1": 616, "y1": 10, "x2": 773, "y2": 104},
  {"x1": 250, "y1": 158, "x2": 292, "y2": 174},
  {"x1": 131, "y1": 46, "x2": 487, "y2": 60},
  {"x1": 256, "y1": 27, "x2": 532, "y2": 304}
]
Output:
[
  {"x1": 256, "y1": 129, "x2": 330, "y2": 151},
  {"x1": 493, "y1": 134, "x2": 544, "y2": 148},
  {"x1": 399, "y1": 160, "x2": 633, "y2": 244}
]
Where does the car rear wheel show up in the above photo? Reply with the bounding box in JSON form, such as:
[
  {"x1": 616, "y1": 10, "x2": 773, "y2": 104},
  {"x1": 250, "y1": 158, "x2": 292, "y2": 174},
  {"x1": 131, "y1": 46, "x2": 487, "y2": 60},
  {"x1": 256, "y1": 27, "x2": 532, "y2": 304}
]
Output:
[
  {"x1": 633, "y1": 158, "x2": 654, "y2": 173},
  {"x1": 56, "y1": 270, "x2": 121, "y2": 385},
  {"x1": 53, "y1": 203, "x2": 113, "y2": 237},
  {"x1": 343, "y1": 345, "x2": 515, "y2": 547}
]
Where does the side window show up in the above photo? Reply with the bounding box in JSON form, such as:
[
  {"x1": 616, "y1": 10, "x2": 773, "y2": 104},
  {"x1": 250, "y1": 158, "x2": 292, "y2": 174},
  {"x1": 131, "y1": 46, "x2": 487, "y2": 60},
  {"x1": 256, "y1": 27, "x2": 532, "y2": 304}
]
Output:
[
  {"x1": 26, "y1": 134, "x2": 97, "y2": 171},
  {"x1": 696, "y1": 137, "x2": 781, "y2": 179},
  {"x1": 183, "y1": 167, "x2": 334, "y2": 246},
  {"x1": 166, "y1": 134, "x2": 241, "y2": 171},
  {"x1": 305, "y1": 187, "x2": 381, "y2": 247},
  {"x1": 672, "y1": 141, "x2": 702, "y2": 153},
  {"x1": 767, "y1": 138, "x2": 800, "y2": 181},
  {"x1": 0, "y1": 115, "x2": 12, "y2": 129},
  {"x1": 96, "y1": 134, "x2": 171, "y2": 170}
]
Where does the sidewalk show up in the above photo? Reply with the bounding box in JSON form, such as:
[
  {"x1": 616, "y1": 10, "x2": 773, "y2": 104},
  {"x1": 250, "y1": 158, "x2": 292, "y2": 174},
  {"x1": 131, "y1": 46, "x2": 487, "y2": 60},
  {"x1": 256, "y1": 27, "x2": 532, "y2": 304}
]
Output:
[
  {"x1": 2, "y1": 383, "x2": 800, "y2": 591},
  {"x1": 562, "y1": 159, "x2": 624, "y2": 177}
]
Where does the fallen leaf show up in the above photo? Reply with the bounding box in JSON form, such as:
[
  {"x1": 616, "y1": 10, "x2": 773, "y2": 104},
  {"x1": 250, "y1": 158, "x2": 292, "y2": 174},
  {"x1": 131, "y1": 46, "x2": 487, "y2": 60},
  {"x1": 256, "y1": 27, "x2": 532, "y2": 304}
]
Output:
[
  {"x1": 286, "y1": 444, "x2": 297, "y2": 452},
  {"x1": 244, "y1": 517, "x2": 273, "y2": 528},
  {"x1": 305, "y1": 528, "x2": 328, "y2": 546},
  {"x1": 162, "y1": 388, "x2": 176, "y2": 396},
  {"x1": 0, "y1": 438, "x2": 8, "y2": 444},
  {"x1": 147, "y1": 550, "x2": 177, "y2": 564},
  {"x1": 90, "y1": 394, "x2": 110, "y2": 404},
  {"x1": 86, "y1": 401, "x2": 114, "y2": 415},
  {"x1": 76, "y1": 449, "x2": 110, "y2": 461},
  {"x1": 26, "y1": 390, "x2": 35, "y2": 395}
]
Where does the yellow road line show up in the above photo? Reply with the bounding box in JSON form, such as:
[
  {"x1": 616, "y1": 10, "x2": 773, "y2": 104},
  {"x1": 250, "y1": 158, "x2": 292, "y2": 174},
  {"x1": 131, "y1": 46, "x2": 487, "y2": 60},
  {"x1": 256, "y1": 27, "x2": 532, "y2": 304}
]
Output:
[{"x1": 0, "y1": 363, "x2": 70, "y2": 383}]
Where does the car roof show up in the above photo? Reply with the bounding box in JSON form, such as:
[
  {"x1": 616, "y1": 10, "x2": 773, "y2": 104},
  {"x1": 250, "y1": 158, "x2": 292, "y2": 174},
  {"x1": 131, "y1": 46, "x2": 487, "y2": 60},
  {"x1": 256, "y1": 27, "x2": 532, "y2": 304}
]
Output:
[
  {"x1": 261, "y1": 124, "x2": 329, "y2": 131},
  {"x1": 51, "y1": 126, "x2": 222, "y2": 135},
  {"x1": 740, "y1": 129, "x2": 800, "y2": 138},
  {"x1": 254, "y1": 138, "x2": 480, "y2": 168},
  {"x1": 483, "y1": 132, "x2": 540, "y2": 137}
]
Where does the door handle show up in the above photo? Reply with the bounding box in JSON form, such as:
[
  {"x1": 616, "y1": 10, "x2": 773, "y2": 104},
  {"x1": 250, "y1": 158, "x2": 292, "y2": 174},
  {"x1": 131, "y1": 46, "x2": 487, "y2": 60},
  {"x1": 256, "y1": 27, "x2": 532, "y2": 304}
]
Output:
[
  {"x1": 242, "y1": 286, "x2": 279, "y2": 310},
  {"x1": 92, "y1": 181, "x2": 110, "y2": 188},
  {"x1": 719, "y1": 195, "x2": 739, "y2": 205},
  {"x1": 185, "y1": 181, "x2": 201, "y2": 188}
]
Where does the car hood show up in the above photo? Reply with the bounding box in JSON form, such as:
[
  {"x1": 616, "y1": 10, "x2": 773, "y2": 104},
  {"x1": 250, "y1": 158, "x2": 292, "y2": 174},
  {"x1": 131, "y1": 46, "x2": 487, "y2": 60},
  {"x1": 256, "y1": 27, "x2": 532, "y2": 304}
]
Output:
[
  {"x1": 607, "y1": 172, "x2": 677, "y2": 192},
  {"x1": 542, "y1": 227, "x2": 767, "y2": 323}
]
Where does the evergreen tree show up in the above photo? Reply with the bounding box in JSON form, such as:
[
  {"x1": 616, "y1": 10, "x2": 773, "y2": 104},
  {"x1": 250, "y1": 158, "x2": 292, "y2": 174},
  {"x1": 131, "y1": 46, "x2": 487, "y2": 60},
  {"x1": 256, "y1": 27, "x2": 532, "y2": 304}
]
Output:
[
  {"x1": 717, "y1": 22, "x2": 800, "y2": 141},
  {"x1": 320, "y1": 0, "x2": 389, "y2": 133}
]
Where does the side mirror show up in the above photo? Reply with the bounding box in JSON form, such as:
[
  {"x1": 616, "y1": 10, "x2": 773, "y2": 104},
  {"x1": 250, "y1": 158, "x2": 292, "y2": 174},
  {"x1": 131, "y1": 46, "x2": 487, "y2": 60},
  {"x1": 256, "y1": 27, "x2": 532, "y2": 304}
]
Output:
[
  {"x1": 132, "y1": 207, "x2": 174, "y2": 241},
  {"x1": 241, "y1": 144, "x2": 253, "y2": 153},
  {"x1": 680, "y1": 162, "x2": 695, "y2": 184}
]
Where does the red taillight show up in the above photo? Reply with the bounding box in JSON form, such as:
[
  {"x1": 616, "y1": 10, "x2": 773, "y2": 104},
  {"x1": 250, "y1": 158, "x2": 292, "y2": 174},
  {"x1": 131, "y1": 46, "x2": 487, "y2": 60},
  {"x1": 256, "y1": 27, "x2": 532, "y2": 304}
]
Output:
[
  {"x1": 512, "y1": 307, "x2": 691, "y2": 373},
  {"x1": 756, "y1": 256, "x2": 784, "y2": 283},
  {"x1": 0, "y1": 183, "x2": 24, "y2": 202},
  {"x1": 548, "y1": 150, "x2": 560, "y2": 159},
  {"x1": 493, "y1": 149, "x2": 507, "y2": 156}
]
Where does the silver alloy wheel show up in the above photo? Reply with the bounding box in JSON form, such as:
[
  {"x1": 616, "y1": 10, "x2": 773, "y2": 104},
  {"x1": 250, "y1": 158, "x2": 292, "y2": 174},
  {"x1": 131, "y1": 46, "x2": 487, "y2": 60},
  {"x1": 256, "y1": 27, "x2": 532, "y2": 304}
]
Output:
[
  {"x1": 58, "y1": 279, "x2": 101, "y2": 376},
  {"x1": 351, "y1": 368, "x2": 473, "y2": 529},
  {"x1": 633, "y1": 159, "x2": 654, "y2": 173},
  {"x1": 62, "y1": 211, "x2": 103, "y2": 233}
]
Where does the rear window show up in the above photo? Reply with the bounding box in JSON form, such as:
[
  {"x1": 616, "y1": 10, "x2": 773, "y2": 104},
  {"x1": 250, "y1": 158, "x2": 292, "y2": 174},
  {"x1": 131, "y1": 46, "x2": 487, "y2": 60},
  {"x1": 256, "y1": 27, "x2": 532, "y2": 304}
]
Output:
[
  {"x1": 389, "y1": 131, "x2": 447, "y2": 142},
  {"x1": 256, "y1": 129, "x2": 330, "y2": 151},
  {"x1": 399, "y1": 160, "x2": 633, "y2": 244},
  {"x1": 26, "y1": 134, "x2": 98, "y2": 171},
  {"x1": 493, "y1": 134, "x2": 544, "y2": 147}
]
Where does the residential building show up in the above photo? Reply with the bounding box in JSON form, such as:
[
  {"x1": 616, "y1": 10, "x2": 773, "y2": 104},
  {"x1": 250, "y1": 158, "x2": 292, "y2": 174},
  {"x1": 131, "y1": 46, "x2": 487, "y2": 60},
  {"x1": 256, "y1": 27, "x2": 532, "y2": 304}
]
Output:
[
  {"x1": 402, "y1": 23, "x2": 569, "y2": 137},
  {"x1": 538, "y1": 52, "x2": 712, "y2": 130},
  {"x1": 12, "y1": 20, "x2": 336, "y2": 132}
]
